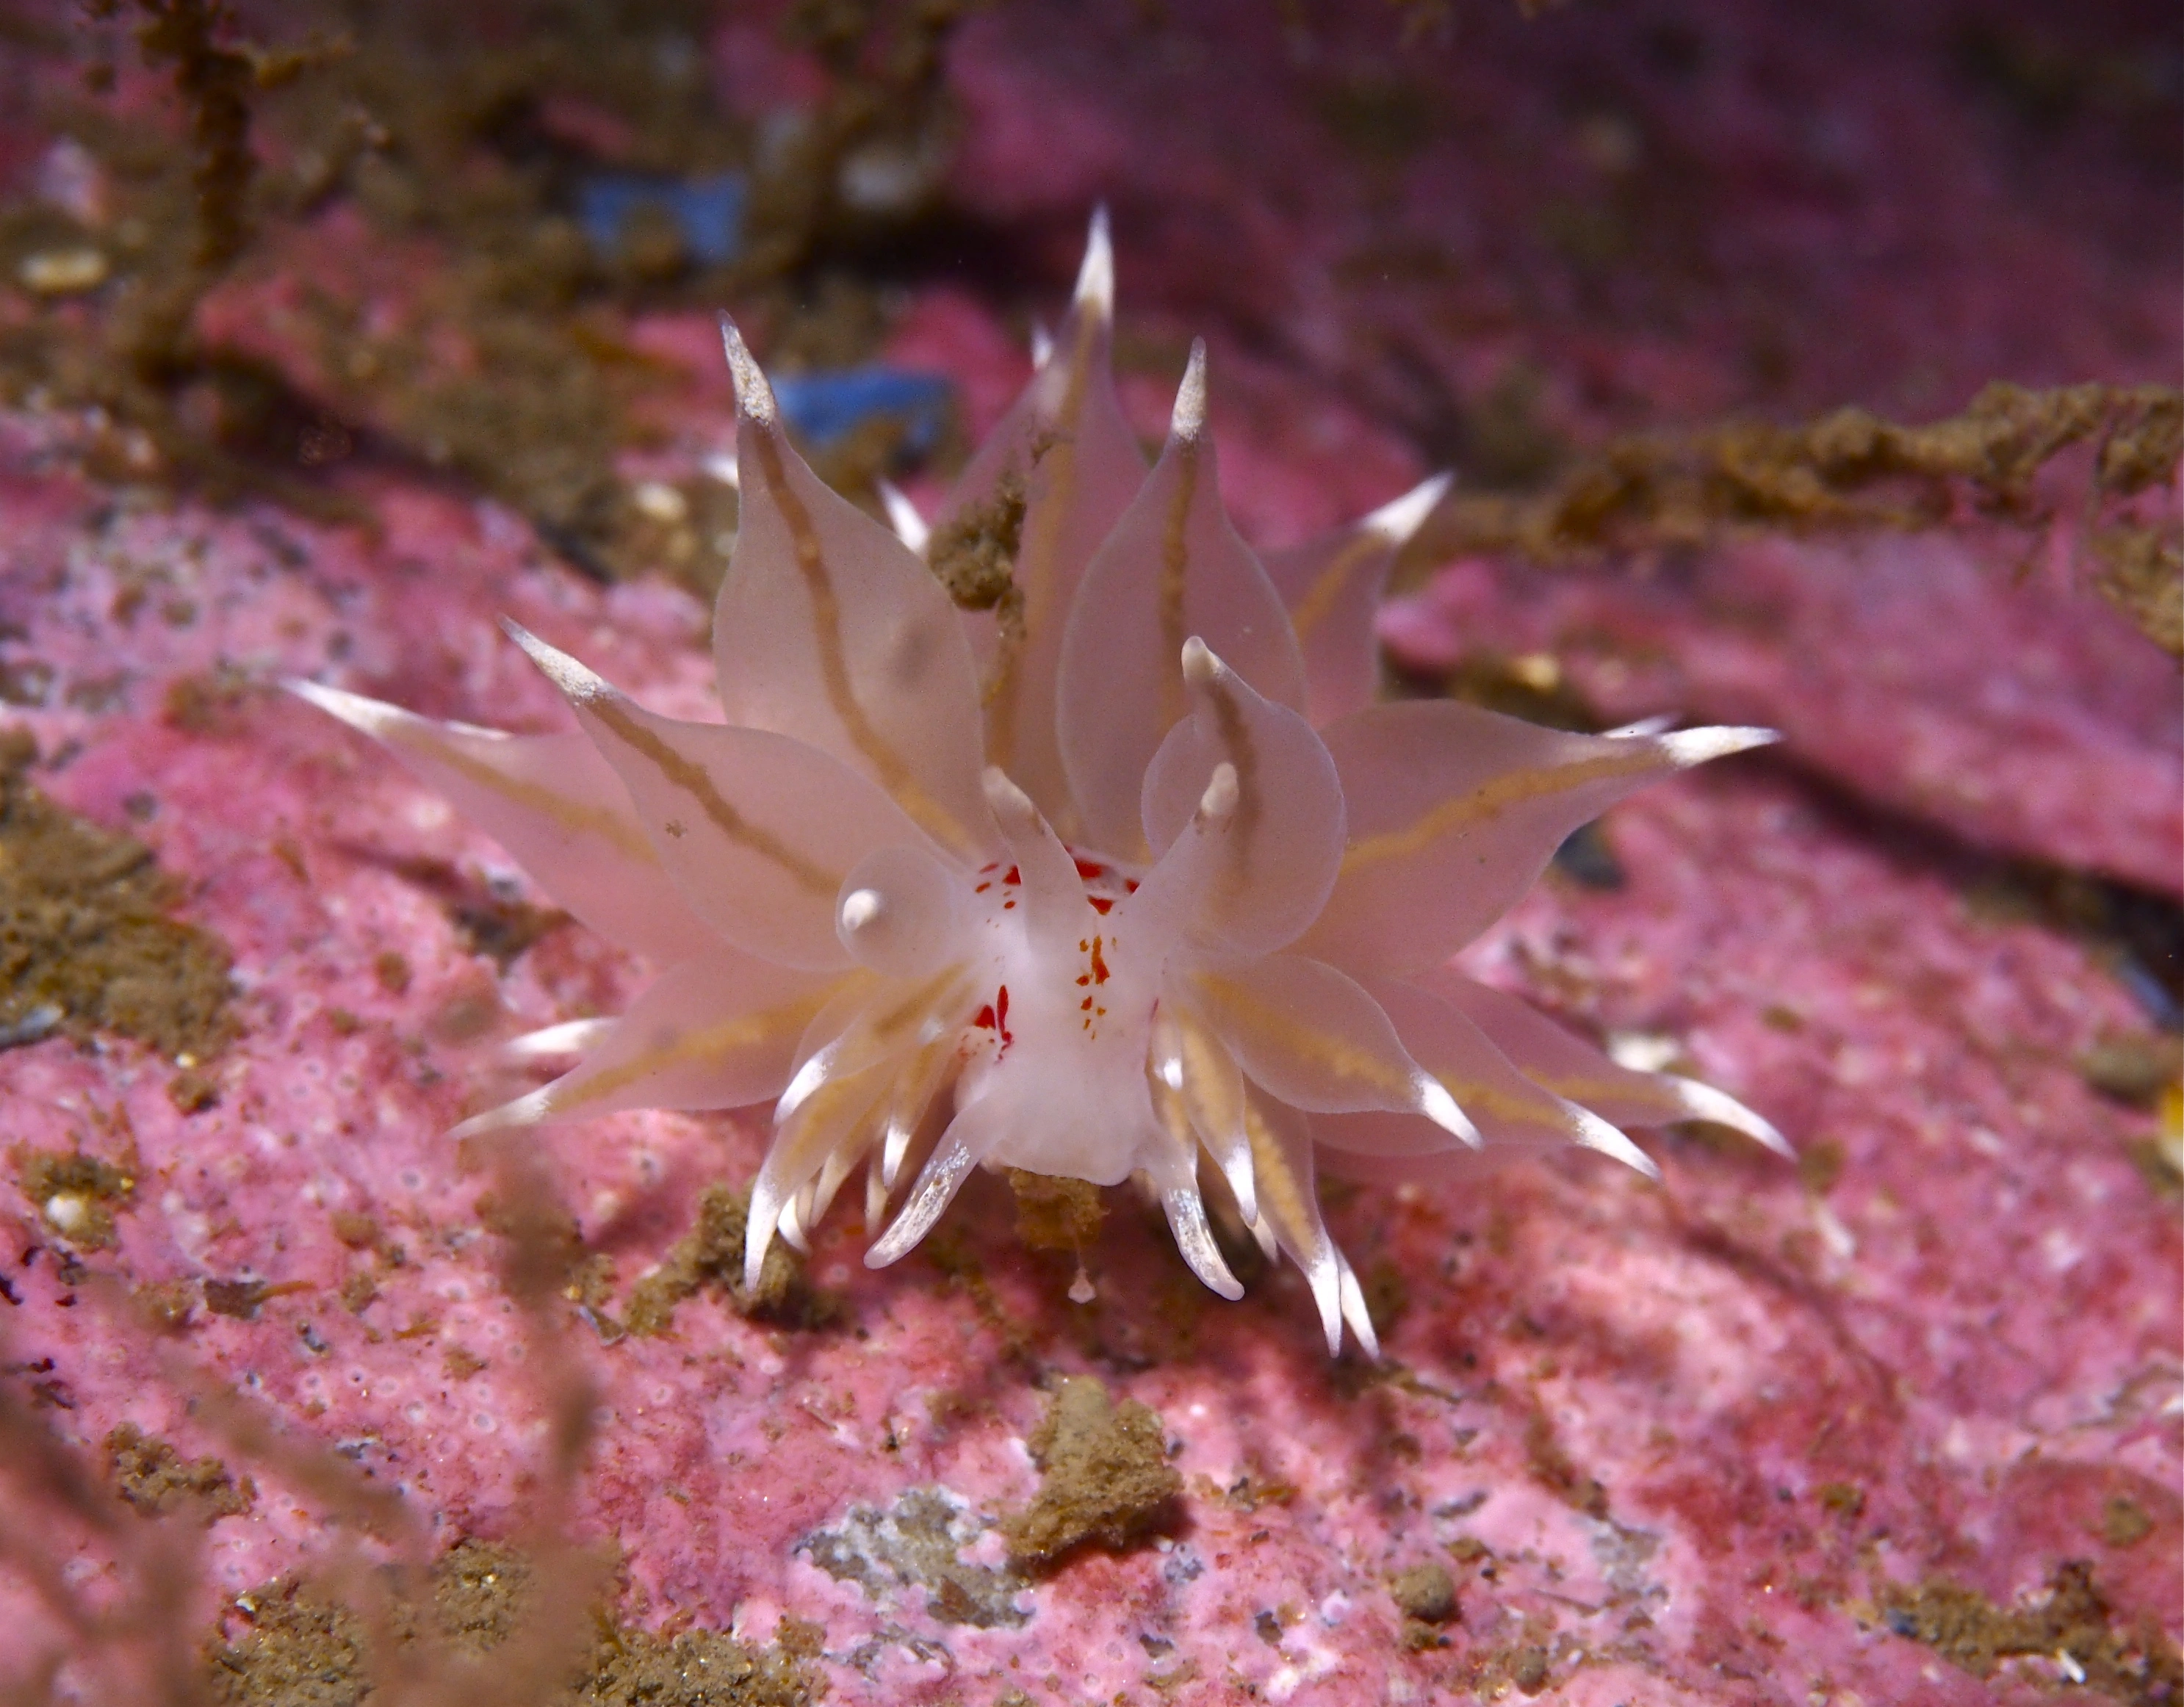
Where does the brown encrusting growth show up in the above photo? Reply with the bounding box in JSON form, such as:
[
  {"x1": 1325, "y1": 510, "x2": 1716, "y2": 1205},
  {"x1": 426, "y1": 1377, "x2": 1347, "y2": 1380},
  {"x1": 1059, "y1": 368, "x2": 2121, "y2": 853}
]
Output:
[
  {"x1": 14, "y1": 1146, "x2": 137, "y2": 1249},
  {"x1": 1875, "y1": 1560, "x2": 2183, "y2": 1703},
  {"x1": 0, "y1": 731, "x2": 237, "y2": 1061},
  {"x1": 621, "y1": 1183, "x2": 835, "y2": 1336},
  {"x1": 1390, "y1": 1560, "x2": 1458, "y2": 1622},
  {"x1": 203, "y1": 1538, "x2": 819, "y2": 1706},
  {"x1": 1003, "y1": 1168, "x2": 1106, "y2": 1254},
  {"x1": 2, "y1": 0, "x2": 977, "y2": 588},
  {"x1": 1412, "y1": 382, "x2": 2184, "y2": 654},
  {"x1": 1390, "y1": 1559, "x2": 1460, "y2": 1650},
  {"x1": 1000, "y1": 1376, "x2": 1181, "y2": 1569},
  {"x1": 927, "y1": 467, "x2": 1027, "y2": 612},
  {"x1": 2090, "y1": 524, "x2": 2183, "y2": 657},
  {"x1": 201, "y1": 1277, "x2": 273, "y2": 1320},
  {"x1": 1521, "y1": 1411, "x2": 1609, "y2": 1520},
  {"x1": 167, "y1": 1067, "x2": 221, "y2": 1114},
  {"x1": 104, "y1": 1422, "x2": 255, "y2": 1522}
]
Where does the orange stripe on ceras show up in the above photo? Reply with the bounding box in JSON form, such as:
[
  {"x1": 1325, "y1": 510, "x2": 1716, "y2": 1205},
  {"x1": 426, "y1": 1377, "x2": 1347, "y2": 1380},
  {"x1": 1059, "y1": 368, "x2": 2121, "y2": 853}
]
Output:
[
  {"x1": 392, "y1": 726, "x2": 658, "y2": 865},
  {"x1": 547, "y1": 987, "x2": 831, "y2": 1113},
  {"x1": 746, "y1": 425, "x2": 968, "y2": 854},
  {"x1": 1526, "y1": 1069, "x2": 1684, "y2": 1120},
  {"x1": 583, "y1": 695, "x2": 840, "y2": 897},
  {"x1": 765, "y1": 1067, "x2": 893, "y2": 1197},
  {"x1": 1193, "y1": 969, "x2": 1411, "y2": 1100},
  {"x1": 987, "y1": 311, "x2": 1100, "y2": 768},
  {"x1": 1241, "y1": 1094, "x2": 1323, "y2": 1257},
  {"x1": 1173, "y1": 1006, "x2": 1244, "y2": 1143},
  {"x1": 1341, "y1": 745, "x2": 1666, "y2": 874},
  {"x1": 1286, "y1": 532, "x2": 1382, "y2": 642},
  {"x1": 1156, "y1": 442, "x2": 1199, "y2": 737}
]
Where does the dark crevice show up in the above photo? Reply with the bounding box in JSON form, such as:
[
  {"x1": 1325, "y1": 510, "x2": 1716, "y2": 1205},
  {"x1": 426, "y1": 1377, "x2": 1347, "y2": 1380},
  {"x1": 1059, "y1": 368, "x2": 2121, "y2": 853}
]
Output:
[{"x1": 1751, "y1": 748, "x2": 2183, "y2": 1028}]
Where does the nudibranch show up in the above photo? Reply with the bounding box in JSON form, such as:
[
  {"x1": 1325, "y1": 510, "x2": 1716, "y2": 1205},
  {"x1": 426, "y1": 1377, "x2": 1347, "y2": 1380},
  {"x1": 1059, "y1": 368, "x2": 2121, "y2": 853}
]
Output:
[{"x1": 295, "y1": 212, "x2": 1787, "y2": 1355}]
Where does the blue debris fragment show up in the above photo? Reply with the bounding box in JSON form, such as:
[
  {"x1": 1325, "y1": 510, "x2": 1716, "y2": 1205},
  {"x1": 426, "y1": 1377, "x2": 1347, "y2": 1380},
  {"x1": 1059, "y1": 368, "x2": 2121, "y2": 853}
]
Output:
[
  {"x1": 577, "y1": 171, "x2": 747, "y2": 267},
  {"x1": 772, "y1": 368, "x2": 954, "y2": 456}
]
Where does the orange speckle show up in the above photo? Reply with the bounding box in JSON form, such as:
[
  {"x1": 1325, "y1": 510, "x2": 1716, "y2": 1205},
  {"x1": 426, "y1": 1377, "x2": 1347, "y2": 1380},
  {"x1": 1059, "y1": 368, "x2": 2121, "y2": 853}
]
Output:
[{"x1": 1089, "y1": 936, "x2": 1110, "y2": 984}]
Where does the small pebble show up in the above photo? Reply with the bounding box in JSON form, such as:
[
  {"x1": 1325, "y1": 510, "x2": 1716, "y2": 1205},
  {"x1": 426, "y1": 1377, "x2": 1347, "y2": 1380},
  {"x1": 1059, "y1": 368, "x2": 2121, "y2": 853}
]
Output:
[{"x1": 18, "y1": 248, "x2": 108, "y2": 295}]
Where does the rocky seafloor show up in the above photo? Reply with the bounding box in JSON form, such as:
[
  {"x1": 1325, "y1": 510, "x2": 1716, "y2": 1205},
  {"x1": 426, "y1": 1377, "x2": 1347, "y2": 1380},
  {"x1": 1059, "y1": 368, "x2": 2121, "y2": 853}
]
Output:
[{"x1": 0, "y1": 1, "x2": 2177, "y2": 1704}]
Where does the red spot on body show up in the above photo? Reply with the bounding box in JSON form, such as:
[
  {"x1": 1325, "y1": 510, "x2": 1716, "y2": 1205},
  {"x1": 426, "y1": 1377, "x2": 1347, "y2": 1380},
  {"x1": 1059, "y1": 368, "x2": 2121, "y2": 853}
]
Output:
[
  {"x1": 1073, "y1": 857, "x2": 1105, "y2": 881},
  {"x1": 972, "y1": 1005, "x2": 995, "y2": 1031},
  {"x1": 975, "y1": 882, "x2": 991, "y2": 894},
  {"x1": 1002, "y1": 866, "x2": 1021, "y2": 886},
  {"x1": 1086, "y1": 895, "x2": 1114, "y2": 914},
  {"x1": 1081, "y1": 996, "x2": 1093, "y2": 1011},
  {"x1": 1125, "y1": 878, "x2": 1139, "y2": 893},
  {"x1": 995, "y1": 985, "x2": 1012, "y2": 1045}
]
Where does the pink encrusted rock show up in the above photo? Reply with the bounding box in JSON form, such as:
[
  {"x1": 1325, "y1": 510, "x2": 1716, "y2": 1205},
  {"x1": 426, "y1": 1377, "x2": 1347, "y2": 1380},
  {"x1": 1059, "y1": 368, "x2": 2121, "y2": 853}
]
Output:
[
  {"x1": 945, "y1": 0, "x2": 2180, "y2": 431},
  {"x1": 1, "y1": 0, "x2": 2179, "y2": 1702},
  {"x1": 0, "y1": 378, "x2": 2176, "y2": 1701},
  {"x1": 1379, "y1": 529, "x2": 2184, "y2": 896}
]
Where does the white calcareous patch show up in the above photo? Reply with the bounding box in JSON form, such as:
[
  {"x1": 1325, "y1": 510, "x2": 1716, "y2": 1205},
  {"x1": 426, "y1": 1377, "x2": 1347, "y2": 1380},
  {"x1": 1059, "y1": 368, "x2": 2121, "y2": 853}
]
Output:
[{"x1": 291, "y1": 214, "x2": 1787, "y2": 1355}]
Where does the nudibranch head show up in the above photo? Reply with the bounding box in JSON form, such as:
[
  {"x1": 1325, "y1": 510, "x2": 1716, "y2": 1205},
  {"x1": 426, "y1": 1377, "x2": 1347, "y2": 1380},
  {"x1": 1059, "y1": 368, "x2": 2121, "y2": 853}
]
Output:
[{"x1": 293, "y1": 212, "x2": 1788, "y2": 1356}]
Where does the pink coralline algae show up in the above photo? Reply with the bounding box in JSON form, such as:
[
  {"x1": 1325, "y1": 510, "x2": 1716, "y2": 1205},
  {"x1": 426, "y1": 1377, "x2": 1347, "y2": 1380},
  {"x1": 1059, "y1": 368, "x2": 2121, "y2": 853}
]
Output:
[
  {"x1": 0, "y1": 3, "x2": 2179, "y2": 1703},
  {"x1": 298, "y1": 219, "x2": 1787, "y2": 1356}
]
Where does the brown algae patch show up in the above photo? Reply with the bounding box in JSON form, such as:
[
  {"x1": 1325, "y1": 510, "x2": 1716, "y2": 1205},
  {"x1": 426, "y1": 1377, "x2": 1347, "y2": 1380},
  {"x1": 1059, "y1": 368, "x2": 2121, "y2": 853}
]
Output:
[
  {"x1": 1389, "y1": 1560, "x2": 1460, "y2": 1650},
  {"x1": 104, "y1": 1422, "x2": 255, "y2": 1523},
  {"x1": 1004, "y1": 1168, "x2": 1106, "y2": 1254},
  {"x1": 205, "y1": 1538, "x2": 818, "y2": 1706},
  {"x1": 622, "y1": 1183, "x2": 835, "y2": 1336},
  {"x1": 14, "y1": 1147, "x2": 136, "y2": 1249},
  {"x1": 1000, "y1": 1376, "x2": 1181, "y2": 1570},
  {"x1": 1875, "y1": 1560, "x2": 2183, "y2": 1701},
  {"x1": 0, "y1": 732, "x2": 235, "y2": 1061},
  {"x1": 928, "y1": 469, "x2": 1031, "y2": 685},
  {"x1": 7, "y1": 3, "x2": 976, "y2": 590},
  {"x1": 927, "y1": 468, "x2": 1027, "y2": 613},
  {"x1": 1414, "y1": 380, "x2": 2183, "y2": 654}
]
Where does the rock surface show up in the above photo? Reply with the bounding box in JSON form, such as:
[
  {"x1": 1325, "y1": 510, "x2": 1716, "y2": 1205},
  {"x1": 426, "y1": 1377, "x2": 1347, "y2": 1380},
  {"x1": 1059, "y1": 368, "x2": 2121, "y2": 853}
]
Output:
[{"x1": 0, "y1": 2, "x2": 2177, "y2": 1705}]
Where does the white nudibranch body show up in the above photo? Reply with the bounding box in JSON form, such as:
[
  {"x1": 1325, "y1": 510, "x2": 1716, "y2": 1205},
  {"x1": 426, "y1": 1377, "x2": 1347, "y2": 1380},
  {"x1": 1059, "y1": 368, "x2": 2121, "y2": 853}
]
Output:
[{"x1": 292, "y1": 211, "x2": 1791, "y2": 1356}]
